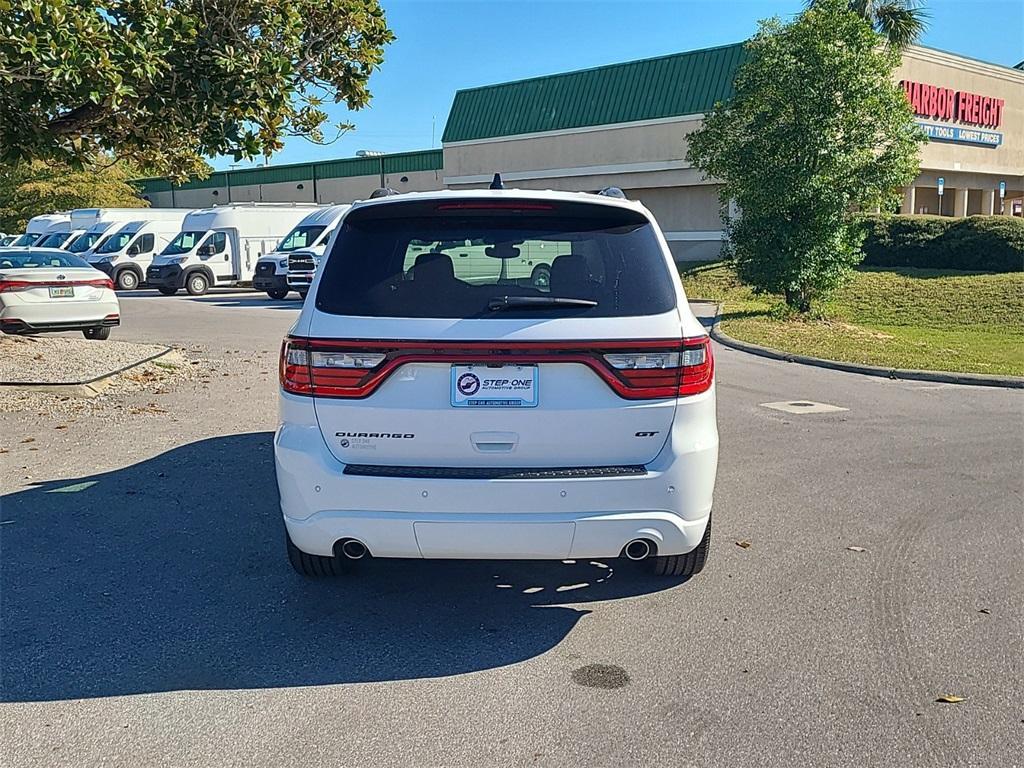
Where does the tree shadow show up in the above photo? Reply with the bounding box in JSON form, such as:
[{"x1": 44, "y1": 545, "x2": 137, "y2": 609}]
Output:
[{"x1": 0, "y1": 432, "x2": 687, "y2": 702}]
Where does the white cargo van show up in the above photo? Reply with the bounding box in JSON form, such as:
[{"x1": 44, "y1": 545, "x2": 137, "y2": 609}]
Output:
[
  {"x1": 64, "y1": 208, "x2": 189, "y2": 257},
  {"x1": 146, "y1": 204, "x2": 319, "y2": 296},
  {"x1": 88, "y1": 216, "x2": 191, "y2": 290},
  {"x1": 9, "y1": 214, "x2": 71, "y2": 248},
  {"x1": 253, "y1": 205, "x2": 349, "y2": 299}
]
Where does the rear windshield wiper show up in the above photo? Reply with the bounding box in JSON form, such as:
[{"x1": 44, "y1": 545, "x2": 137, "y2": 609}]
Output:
[{"x1": 488, "y1": 296, "x2": 598, "y2": 311}]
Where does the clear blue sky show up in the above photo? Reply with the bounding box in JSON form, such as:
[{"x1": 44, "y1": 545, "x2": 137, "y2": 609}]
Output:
[{"x1": 213, "y1": 0, "x2": 1023, "y2": 171}]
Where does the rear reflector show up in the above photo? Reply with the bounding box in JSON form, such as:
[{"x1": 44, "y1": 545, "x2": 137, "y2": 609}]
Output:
[{"x1": 280, "y1": 337, "x2": 714, "y2": 400}]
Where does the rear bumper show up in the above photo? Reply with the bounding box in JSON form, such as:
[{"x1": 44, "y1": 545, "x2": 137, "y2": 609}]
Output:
[
  {"x1": 1, "y1": 313, "x2": 119, "y2": 334},
  {"x1": 275, "y1": 388, "x2": 718, "y2": 559},
  {"x1": 0, "y1": 299, "x2": 120, "y2": 334},
  {"x1": 284, "y1": 508, "x2": 710, "y2": 560}
]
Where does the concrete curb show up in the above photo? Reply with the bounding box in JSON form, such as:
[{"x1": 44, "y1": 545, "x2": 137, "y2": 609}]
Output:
[
  {"x1": 0, "y1": 345, "x2": 175, "y2": 397},
  {"x1": 708, "y1": 305, "x2": 1024, "y2": 390}
]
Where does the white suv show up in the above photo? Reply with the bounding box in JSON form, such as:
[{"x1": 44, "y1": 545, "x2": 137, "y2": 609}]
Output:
[{"x1": 275, "y1": 188, "x2": 718, "y2": 577}]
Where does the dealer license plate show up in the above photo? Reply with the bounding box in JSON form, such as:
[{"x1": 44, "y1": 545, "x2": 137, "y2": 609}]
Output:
[
  {"x1": 451, "y1": 365, "x2": 538, "y2": 408},
  {"x1": 48, "y1": 286, "x2": 74, "y2": 298}
]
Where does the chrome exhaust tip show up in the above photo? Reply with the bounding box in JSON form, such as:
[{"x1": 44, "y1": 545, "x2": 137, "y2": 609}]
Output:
[
  {"x1": 623, "y1": 539, "x2": 652, "y2": 561},
  {"x1": 339, "y1": 539, "x2": 368, "y2": 560}
]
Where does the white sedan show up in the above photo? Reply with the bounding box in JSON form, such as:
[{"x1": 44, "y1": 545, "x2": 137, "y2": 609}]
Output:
[{"x1": 0, "y1": 248, "x2": 120, "y2": 340}]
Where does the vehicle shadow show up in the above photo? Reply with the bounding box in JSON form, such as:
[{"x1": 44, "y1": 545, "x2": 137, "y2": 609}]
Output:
[
  {"x1": 122, "y1": 289, "x2": 302, "y2": 310},
  {"x1": 0, "y1": 432, "x2": 687, "y2": 702}
]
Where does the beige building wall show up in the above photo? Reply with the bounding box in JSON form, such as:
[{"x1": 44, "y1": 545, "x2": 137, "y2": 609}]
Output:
[
  {"x1": 896, "y1": 47, "x2": 1024, "y2": 214},
  {"x1": 170, "y1": 186, "x2": 228, "y2": 209},
  {"x1": 443, "y1": 117, "x2": 705, "y2": 183},
  {"x1": 443, "y1": 117, "x2": 726, "y2": 261},
  {"x1": 142, "y1": 190, "x2": 175, "y2": 208},
  {"x1": 316, "y1": 169, "x2": 443, "y2": 204}
]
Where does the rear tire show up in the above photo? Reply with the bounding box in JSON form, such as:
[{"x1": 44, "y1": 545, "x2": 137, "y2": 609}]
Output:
[
  {"x1": 158, "y1": 286, "x2": 177, "y2": 296},
  {"x1": 649, "y1": 514, "x2": 711, "y2": 577},
  {"x1": 530, "y1": 264, "x2": 551, "y2": 290},
  {"x1": 267, "y1": 288, "x2": 288, "y2": 300},
  {"x1": 115, "y1": 269, "x2": 139, "y2": 291},
  {"x1": 286, "y1": 532, "x2": 346, "y2": 577},
  {"x1": 83, "y1": 326, "x2": 111, "y2": 341},
  {"x1": 186, "y1": 272, "x2": 210, "y2": 296}
]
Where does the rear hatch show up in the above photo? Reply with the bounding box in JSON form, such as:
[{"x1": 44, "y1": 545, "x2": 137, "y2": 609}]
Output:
[
  {"x1": 297, "y1": 196, "x2": 695, "y2": 469},
  {"x1": 0, "y1": 266, "x2": 110, "y2": 304}
]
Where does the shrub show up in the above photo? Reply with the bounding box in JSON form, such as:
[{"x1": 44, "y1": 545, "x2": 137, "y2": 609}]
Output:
[{"x1": 859, "y1": 214, "x2": 1024, "y2": 272}]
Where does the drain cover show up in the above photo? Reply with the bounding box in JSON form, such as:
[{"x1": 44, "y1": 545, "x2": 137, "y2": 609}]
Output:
[{"x1": 761, "y1": 400, "x2": 848, "y2": 414}]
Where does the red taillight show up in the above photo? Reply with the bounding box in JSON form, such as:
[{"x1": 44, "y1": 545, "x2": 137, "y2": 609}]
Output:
[
  {"x1": 434, "y1": 202, "x2": 555, "y2": 211},
  {"x1": 0, "y1": 278, "x2": 113, "y2": 292},
  {"x1": 279, "y1": 337, "x2": 714, "y2": 400},
  {"x1": 678, "y1": 336, "x2": 714, "y2": 396}
]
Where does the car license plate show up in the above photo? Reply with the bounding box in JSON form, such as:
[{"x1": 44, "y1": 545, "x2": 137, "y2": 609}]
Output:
[
  {"x1": 48, "y1": 286, "x2": 74, "y2": 298},
  {"x1": 451, "y1": 365, "x2": 538, "y2": 408}
]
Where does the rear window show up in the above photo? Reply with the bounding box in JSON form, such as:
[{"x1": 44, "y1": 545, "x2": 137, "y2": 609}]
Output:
[
  {"x1": 0, "y1": 250, "x2": 90, "y2": 269},
  {"x1": 315, "y1": 199, "x2": 676, "y2": 318}
]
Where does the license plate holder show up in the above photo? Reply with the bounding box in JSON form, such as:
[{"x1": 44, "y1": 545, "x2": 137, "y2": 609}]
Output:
[
  {"x1": 451, "y1": 365, "x2": 538, "y2": 408},
  {"x1": 48, "y1": 286, "x2": 74, "y2": 298}
]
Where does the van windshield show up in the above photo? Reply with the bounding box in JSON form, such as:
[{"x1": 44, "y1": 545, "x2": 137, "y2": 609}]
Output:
[
  {"x1": 163, "y1": 231, "x2": 205, "y2": 255},
  {"x1": 316, "y1": 199, "x2": 676, "y2": 319},
  {"x1": 67, "y1": 231, "x2": 102, "y2": 253},
  {"x1": 97, "y1": 231, "x2": 136, "y2": 253},
  {"x1": 277, "y1": 225, "x2": 327, "y2": 252},
  {"x1": 37, "y1": 232, "x2": 70, "y2": 248}
]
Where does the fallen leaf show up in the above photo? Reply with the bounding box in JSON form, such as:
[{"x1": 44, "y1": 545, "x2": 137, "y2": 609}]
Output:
[
  {"x1": 20, "y1": 438, "x2": 35, "y2": 444},
  {"x1": 55, "y1": 425, "x2": 67, "y2": 430},
  {"x1": 935, "y1": 695, "x2": 966, "y2": 704},
  {"x1": 735, "y1": 540, "x2": 752, "y2": 549},
  {"x1": 978, "y1": 608, "x2": 991, "y2": 615},
  {"x1": 846, "y1": 546, "x2": 867, "y2": 553}
]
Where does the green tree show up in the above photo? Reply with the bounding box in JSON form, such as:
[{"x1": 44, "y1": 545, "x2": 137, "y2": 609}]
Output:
[
  {"x1": 687, "y1": 0, "x2": 924, "y2": 312},
  {"x1": 811, "y1": 0, "x2": 928, "y2": 48},
  {"x1": 0, "y1": 159, "x2": 147, "y2": 232},
  {"x1": 0, "y1": 0, "x2": 394, "y2": 180}
]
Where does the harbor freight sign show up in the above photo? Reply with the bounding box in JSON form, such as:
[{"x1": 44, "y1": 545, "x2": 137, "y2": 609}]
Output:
[
  {"x1": 900, "y1": 80, "x2": 1005, "y2": 128},
  {"x1": 918, "y1": 122, "x2": 1003, "y2": 147}
]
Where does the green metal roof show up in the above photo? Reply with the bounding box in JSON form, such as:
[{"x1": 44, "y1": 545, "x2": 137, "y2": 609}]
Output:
[
  {"x1": 136, "y1": 149, "x2": 443, "y2": 194},
  {"x1": 442, "y1": 42, "x2": 747, "y2": 144}
]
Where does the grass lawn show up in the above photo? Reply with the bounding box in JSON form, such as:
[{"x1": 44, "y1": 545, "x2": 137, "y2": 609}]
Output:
[{"x1": 680, "y1": 263, "x2": 1024, "y2": 377}]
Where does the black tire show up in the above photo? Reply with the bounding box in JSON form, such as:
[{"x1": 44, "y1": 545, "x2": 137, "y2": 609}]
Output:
[
  {"x1": 83, "y1": 326, "x2": 111, "y2": 341},
  {"x1": 115, "y1": 269, "x2": 140, "y2": 291},
  {"x1": 185, "y1": 271, "x2": 210, "y2": 296},
  {"x1": 267, "y1": 288, "x2": 288, "y2": 300},
  {"x1": 157, "y1": 286, "x2": 178, "y2": 296},
  {"x1": 649, "y1": 514, "x2": 712, "y2": 577},
  {"x1": 286, "y1": 532, "x2": 346, "y2": 577},
  {"x1": 531, "y1": 264, "x2": 551, "y2": 290}
]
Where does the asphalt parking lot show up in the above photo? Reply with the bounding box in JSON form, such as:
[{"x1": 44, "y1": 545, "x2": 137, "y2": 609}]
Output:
[{"x1": 1, "y1": 291, "x2": 1021, "y2": 768}]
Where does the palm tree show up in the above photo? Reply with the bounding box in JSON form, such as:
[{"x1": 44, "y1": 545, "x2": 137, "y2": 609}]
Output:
[{"x1": 810, "y1": 0, "x2": 929, "y2": 47}]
